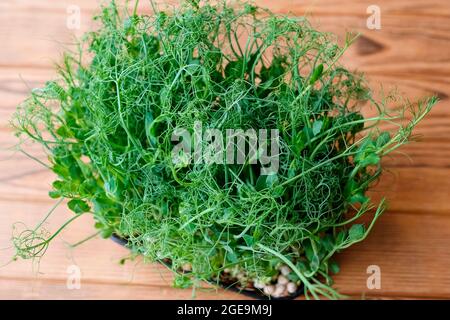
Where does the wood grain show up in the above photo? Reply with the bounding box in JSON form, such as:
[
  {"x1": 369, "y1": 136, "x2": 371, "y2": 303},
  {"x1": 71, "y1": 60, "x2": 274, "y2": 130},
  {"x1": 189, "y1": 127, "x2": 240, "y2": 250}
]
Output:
[{"x1": 0, "y1": 0, "x2": 449, "y2": 300}]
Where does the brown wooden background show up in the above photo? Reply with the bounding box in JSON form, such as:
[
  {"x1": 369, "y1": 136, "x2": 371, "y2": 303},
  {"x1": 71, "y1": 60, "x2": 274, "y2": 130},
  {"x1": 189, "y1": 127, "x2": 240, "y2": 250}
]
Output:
[{"x1": 0, "y1": 0, "x2": 449, "y2": 299}]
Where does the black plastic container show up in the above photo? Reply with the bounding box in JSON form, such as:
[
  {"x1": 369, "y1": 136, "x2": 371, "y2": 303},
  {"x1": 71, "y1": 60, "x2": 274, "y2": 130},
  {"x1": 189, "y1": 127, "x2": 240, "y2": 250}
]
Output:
[{"x1": 111, "y1": 234, "x2": 303, "y2": 300}]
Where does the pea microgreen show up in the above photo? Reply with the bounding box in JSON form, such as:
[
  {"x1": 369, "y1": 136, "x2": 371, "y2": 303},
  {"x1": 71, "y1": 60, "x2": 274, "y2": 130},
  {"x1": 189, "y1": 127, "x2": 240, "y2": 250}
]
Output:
[{"x1": 10, "y1": 0, "x2": 437, "y2": 299}]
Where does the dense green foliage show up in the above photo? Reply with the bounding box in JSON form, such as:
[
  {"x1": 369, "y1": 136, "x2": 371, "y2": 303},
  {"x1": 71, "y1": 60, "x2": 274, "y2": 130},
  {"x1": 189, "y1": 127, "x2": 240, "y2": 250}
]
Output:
[{"x1": 11, "y1": 0, "x2": 436, "y2": 299}]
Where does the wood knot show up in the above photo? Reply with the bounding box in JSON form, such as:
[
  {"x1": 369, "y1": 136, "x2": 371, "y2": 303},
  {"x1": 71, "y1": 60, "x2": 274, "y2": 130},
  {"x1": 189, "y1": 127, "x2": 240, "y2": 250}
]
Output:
[{"x1": 356, "y1": 35, "x2": 385, "y2": 56}]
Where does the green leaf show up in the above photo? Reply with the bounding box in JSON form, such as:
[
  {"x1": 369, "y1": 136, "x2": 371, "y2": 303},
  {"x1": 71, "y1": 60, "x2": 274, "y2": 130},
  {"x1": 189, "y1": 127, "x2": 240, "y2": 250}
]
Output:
[
  {"x1": 48, "y1": 191, "x2": 61, "y2": 199},
  {"x1": 255, "y1": 174, "x2": 279, "y2": 191},
  {"x1": 79, "y1": 179, "x2": 97, "y2": 197},
  {"x1": 67, "y1": 199, "x2": 91, "y2": 214},
  {"x1": 349, "y1": 224, "x2": 365, "y2": 241},
  {"x1": 173, "y1": 274, "x2": 193, "y2": 289},
  {"x1": 312, "y1": 120, "x2": 323, "y2": 136},
  {"x1": 336, "y1": 230, "x2": 347, "y2": 246},
  {"x1": 296, "y1": 261, "x2": 308, "y2": 274},
  {"x1": 272, "y1": 185, "x2": 285, "y2": 198},
  {"x1": 265, "y1": 174, "x2": 279, "y2": 188},
  {"x1": 302, "y1": 126, "x2": 314, "y2": 143},
  {"x1": 104, "y1": 176, "x2": 121, "y2": 200},
  {"x1": 56, "y1": 126, "x2": 72, "y2": 138},
  {"x1": 376, "y1": 131, "x2": 391, "y2": 147},
  {"x1": 304, "y1": 241, "x2": 314, "y2": 261},
  {"x1": 320, "y1": 234, "x2": 334, "y2": 252},
  {"x1": 46, "y1": 81, "x2": 67, "y2": 100},
  {"x1": 309, "y1": 64, "x2": 324, "y2": 85},
  {"x1": 52, "y1": 164, "x2": 70, "y2": 179},
  {"x1": 94, "y1": 222, "x2": 105, "y2": 229},
  {"x1": 293, "y1": 132, "x2": 306, "y2": 154},
  {"x1": 287, "y1": 272, "x2": 300, "y2": 282},
  {"x1": 100, "y1": 228, "x2": 113, "y2": 239},
  {"x1": 309, "y1": 253, "x2": 320, "y2": 272},
  {"x1": 243, "y1": 234, "x2": 254, "y2": 247},
  {"x1": 359, "y1": 153, "x2": 380, "y2": 167},
  {"x1": 226, "y1": 251, "x2": 238, "y2": 264},
  {"x1": 123, "y1": 17, "x2": 136, "y2": 35},
  {"x1": 329, "y1": 261, "x2": 340, "y2": 274},
  {"x1": 52, "y1": 180, "x2": 65, "y2": 190},
  {"x1": 350, "y1": 193, "x2": 369, "y2": 204},
  {"x1": 225, "y1": 59, "x2": 244, "y2": 79},
  {"x1": 224, "y1": 245, "x2": 238, "y2": 263}
]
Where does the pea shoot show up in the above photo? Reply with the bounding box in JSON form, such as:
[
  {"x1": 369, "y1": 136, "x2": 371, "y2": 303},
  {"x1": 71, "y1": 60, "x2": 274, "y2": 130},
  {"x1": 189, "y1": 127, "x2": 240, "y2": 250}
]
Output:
[{"x1": 11, "y1": 0, "x2": 437, "y2": 299}]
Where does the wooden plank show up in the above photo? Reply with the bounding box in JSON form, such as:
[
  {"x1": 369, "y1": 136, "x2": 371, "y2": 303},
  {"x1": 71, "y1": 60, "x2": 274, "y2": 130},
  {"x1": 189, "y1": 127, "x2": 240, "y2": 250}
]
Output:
[
  {"x1": 2, "y1": 0, "x2": 450, "y2": 16},
  {"x1": 334, "y1": 212, "x2": 450, "y2": 298},
  {"x1": 0, "y1": 277, "x2": 439, "y2": 300},
  {"x1": 0, "y1": 278, "x2": 246, "y2": 300}
]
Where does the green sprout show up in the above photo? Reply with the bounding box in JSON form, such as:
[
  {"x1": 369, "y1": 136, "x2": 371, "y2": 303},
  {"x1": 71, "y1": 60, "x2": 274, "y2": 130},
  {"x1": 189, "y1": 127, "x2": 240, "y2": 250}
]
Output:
[{"x1": 10, "y1": 0, "x2": 437, "y2": 299}]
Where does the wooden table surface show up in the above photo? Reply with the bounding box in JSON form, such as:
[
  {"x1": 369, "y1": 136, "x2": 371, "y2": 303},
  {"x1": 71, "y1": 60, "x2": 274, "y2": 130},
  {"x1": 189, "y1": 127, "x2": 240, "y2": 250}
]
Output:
[{"x1": 0, "y1": 0, "x2": 449, "y2": 300}]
